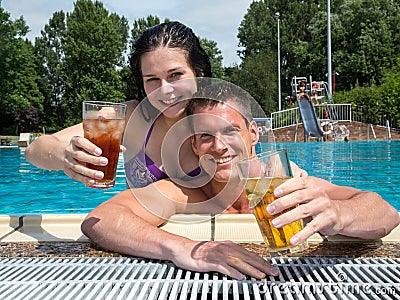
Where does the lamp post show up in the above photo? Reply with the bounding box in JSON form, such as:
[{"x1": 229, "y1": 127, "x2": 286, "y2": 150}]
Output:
[{"x1": 275, "y1": 12, "x2": 281, "y2": 110}]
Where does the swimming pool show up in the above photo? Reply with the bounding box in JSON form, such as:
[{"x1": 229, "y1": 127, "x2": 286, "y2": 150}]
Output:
[
  {"x1": 0, "y1": 148, "x2": 126, "y2": 215},
  {"x1": 1, "y1": 141, "x2": 399, "y2": 214},
  {"x1": 274, "y1": 141, "x2": 399, "y2": 210}
]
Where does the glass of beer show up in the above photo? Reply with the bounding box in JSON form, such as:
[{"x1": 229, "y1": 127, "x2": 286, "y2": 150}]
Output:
[
  {"x1": 236, "y1": 149, "x2": 307, "y2": 253},
  {"x1": 82, "y1": 101, "x2": 126, "y2": 189}
]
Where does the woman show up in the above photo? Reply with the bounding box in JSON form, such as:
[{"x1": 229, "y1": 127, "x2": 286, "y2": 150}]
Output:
[{"x1": 25, "y1": 21, "x2": 211, "y2": 188}]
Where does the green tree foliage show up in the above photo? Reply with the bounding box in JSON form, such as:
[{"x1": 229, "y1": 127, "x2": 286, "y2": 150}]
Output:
[
  {"x1": 333, "y1": 0, "x2": 400, "y2": 90},
  {"x1": 61, "y1": 0, "x2": 129, "y2": 126},
  {"x1": 380, "y1": 64, "x2": 400, "y2": 127},
  {"x1": 199, "y1": 37, "x2": 225, "y2": 79},
  {"x1": 234, "y1": 0, "x2": 399, "y2": 115},
  {"x1": 229, "y1": 51, "x2": 277, "y2": 113},
  {"x1": 0, "y1": 4, "x2": 44, "y2": 134},
  {"x1": 236, "y1": 0, "x2": 333, "y2": 110},
  {"x1": 34, "y1": 11, "x2": 66, "y2": 131},
  {"x1": 334, "y1": 58, "x2": 400, "y2": 127},
  {"x1": 237, "y1": 0, "x2": 276, "y2": 59},
  {"x1": 2, "y1": 0, "x2": 399, "y2": 133}
]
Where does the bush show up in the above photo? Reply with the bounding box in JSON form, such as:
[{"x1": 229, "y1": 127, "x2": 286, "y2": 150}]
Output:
[{"x1": 333, "y1": 63, "x2": 400, "y2": 128}]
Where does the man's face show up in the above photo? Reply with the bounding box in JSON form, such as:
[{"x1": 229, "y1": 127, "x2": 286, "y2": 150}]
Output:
[{"x1": 191, "y1": 102, "x2": 258, "y2": 183}]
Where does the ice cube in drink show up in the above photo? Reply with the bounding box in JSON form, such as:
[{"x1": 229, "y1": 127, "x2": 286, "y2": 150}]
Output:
[{"x1": 83, "y1": 117, "x2": 125, "y2": 189}]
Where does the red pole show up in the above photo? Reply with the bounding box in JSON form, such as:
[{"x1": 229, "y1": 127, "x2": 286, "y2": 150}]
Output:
[{"x1": 332, "y1": 72, "x2": 336, "y2": 93}]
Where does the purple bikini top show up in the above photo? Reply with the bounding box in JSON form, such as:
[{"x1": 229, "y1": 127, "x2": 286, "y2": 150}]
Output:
[{"x1": 124, "y1": 124, "x2": 200, "y2": 188}]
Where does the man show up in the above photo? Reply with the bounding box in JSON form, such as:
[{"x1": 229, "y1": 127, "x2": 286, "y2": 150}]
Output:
[{"x1": 81, "y1": 82, "x2": 399, "y2": 280}]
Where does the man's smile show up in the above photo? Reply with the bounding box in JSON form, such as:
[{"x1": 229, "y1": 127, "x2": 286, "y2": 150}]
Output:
[{"x1": 214, "y1": 156, "x2": 234, "y2": 164}]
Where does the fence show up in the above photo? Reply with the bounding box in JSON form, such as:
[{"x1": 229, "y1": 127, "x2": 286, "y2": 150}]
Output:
[{"x1": 271, "y1": 104, "x2": 398, "y2": 130}]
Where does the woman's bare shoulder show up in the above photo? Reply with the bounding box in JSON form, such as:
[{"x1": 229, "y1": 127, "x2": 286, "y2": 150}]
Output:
[{"x1": 125, "y1": 99, "x2": 140, "y2": 118}]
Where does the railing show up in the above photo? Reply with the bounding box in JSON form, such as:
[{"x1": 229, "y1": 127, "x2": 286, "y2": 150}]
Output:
[
  {"x1": 367, "y1": 123, "x2": 377, "y2": 140},
  {"x1": 315, "y1": 103, "x2": 352, "y2": 122},
  {"x1": 386, "y1": 120, "x2": 392, "y2": 140},
  {"x1": 270, "y1": 107, "x2": 302, "y2": 130},
  {"x1": 271, "y1": 103, "x2": 353, "y2": 130},
  {"x1": 271, "y1": 104, "x2": 397, "y2": 135},
  {"x1": 350, "y1": 105, "x2": 399, "y2": 129}
]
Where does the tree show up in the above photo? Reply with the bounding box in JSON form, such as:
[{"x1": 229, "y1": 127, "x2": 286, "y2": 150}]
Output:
[
  {"x1": 229, "y1": 51, "x2": 277, "y2": 114},
  {"x1": 236, "y1": 0, "x2": 325, "y2": 108},
  {"x1": 237, "y1": 0, "x2": 277, "y2": 59},
  {"x1": 34, "y1": 11, "x2": 66, "y2": 131},
  {"x1": 333, "y1": 0, "x2": 400, "y2": 90},
  {"x1": 199, "y1": 38, "x2": 224, "y2": 79},
  {"x1": 130, "y1": 15, "x2": 166, "y2": 48},
  {"x1": 374, "y1": 59, "x2": 400, "y2": 127},
  {"x1": 235, "y1": 0, "x2": 400, "y2": 110},
  {"x1": 0, "y1": 4, "x2": 44, "y2": 134},
  {"x1": 61, "y1": 0, "x2": 129, "y2": 126},
  {"x1": 333, "y1": 58, "x2": 400, "y2": 128}
]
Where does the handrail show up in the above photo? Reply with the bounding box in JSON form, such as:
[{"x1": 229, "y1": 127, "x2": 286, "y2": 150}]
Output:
[
  {"x1": 271, "y1": 103, "x2": 352, "y2": 130},
  {"x1": 367, "y1": 124, "x2": 376, "y2": 141},
  {"x1": 270, "y1": 107, "x2": 302, "y2": 130},
  {"x1": 386, "y1": 120, "x2": 392, "y2": 140},
  {"x1": 270, "y1": 104, "x2": 397, "y2": 142}
]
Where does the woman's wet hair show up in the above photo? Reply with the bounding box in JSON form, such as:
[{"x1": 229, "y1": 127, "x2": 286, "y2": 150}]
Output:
[{"x1": 130, "y1": 21, "x2": 212, "y2": 100}]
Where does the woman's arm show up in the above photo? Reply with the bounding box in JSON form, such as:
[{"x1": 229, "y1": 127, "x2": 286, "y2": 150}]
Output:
[
  {"x1": 25, "y1": 100, "x2": 139, "y2": 185},
  {"x1": 25, "y1": 123, "x2": 84, "y2": 170}
]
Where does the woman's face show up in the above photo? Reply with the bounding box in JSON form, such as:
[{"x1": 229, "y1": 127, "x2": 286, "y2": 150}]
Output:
[{"x1": 140, "y1": 47, "x2": 197, "y2": 120}]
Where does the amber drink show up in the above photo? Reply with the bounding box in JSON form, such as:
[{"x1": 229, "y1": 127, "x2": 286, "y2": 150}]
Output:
[
  {"x1": 83, "y1": 101, "x2": 126, "y2": 189},
  {"x1": 237, "y1": 149, "x2": 307, "y2": 253}
]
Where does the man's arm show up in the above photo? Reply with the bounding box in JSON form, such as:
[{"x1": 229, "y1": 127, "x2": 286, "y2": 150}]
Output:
[
  {"x1": 267, "y1": 174, "x2": 400, "y2": 245},
  {"x1": 81, "y1": 179, "x2": 279, "y2": 280}
]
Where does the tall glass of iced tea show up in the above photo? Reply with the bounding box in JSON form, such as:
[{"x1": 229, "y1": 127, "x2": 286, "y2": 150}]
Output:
[
  {"x1": 82, "y1": 101, "x2": 126, "y2": 189},
  {"x1": 236, "y1": 149, "x2": 307, "y2": 253}
]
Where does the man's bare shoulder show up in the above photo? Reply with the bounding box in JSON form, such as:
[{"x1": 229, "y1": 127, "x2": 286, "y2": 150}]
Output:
[{"x1": 150, "y1": 179, "x2": 208, "y2": 204}]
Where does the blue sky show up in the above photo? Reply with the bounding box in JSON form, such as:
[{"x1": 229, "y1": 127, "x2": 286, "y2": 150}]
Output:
[{"x1": 2, "y1": 0, "x2": 255, "y2": 66}]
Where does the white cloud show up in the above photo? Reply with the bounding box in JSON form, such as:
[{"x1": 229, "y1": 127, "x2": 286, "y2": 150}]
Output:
[{"x1": 3, "y1": 0, "x2": 253, "y2": 66}]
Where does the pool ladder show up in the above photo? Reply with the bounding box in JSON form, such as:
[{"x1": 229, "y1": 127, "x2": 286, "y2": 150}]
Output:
[{"x1": 367, "y1": 120, "x2": 392, "y2": 141}]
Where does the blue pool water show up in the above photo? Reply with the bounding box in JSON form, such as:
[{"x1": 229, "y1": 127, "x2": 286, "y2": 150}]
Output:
[
  {"x1": 1, "y1": 141, "x2": 399, "y2": 215},
  {"x1": 0, "y1": 148, "x2": 126, "y2": 215},
  {"x1": 258, "y1": 141, "x2": 400, "y2": 211}
]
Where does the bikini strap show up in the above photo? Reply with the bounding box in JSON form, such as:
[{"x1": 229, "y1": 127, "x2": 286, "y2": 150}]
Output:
[{"x1": 144, "y1": 122, "x2": 155, "y2": 146}]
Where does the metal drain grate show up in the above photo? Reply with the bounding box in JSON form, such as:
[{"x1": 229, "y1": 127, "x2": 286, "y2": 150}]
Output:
[{"x1": 0, "y1": 257, "x2": 398, "y2": 299}]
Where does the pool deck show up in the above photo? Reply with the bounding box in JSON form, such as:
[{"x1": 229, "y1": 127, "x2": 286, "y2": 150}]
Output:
[{"x1": 1, "y1": 213, "x2": 399, "y2": 258}]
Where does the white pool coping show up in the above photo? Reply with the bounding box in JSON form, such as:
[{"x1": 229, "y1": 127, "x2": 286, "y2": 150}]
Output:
[{"x1": 1, "y1": 213, "x2": 399, "y2": 244}]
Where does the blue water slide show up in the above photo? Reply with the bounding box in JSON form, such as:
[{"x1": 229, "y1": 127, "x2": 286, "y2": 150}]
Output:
[{"x1": 297, "y1": 96, "x2": 324, "y2": 139}]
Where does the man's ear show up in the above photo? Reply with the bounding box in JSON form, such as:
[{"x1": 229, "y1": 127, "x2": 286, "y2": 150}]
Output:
[
  {"x1": 191, "y1": 135, "x2": 199, "y2": 156},
  {"x1": 249, "y1": 120, "x2": 259, "y2": 146}
]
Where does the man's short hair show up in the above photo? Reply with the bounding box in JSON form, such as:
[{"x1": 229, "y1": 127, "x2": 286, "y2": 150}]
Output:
[{"x1": 186, "y1": 81, "x2": 254, "y2": 127}]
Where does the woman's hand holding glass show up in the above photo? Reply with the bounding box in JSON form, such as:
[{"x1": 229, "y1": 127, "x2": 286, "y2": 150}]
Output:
[{"x1": 63, "y1": 135, "x2": 126, "y2": 186}]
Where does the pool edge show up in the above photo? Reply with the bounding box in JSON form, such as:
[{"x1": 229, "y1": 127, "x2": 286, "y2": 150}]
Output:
[{"x1": 1, "y1": 213, "x2": 399, "y2": 244}]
